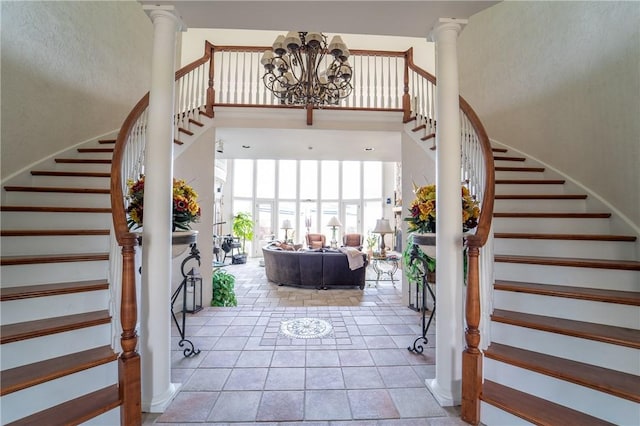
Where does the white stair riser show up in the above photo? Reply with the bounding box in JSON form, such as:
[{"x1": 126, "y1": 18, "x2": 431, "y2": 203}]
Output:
[
  {"x1": 81, "y1": 407, "x2": 120, "y2": 426},
  {"x1": 0, "y1": 362, "x2": 117, "y2": 425},
  {"x1": 1, "y1": 290, "x2": 110, "y2": 324},
  {"x1": 1, "y1": 324, "x2": 113, "y2": 370},
  {"x1": 480, "y1": 401, "x2": 534, "y2": 426},
  {"x1": 495, "y1": 184, "x2": 565, "y2": 195},
  {"x1": 4, "y1": 192, "x2": 110, "y2": 208},
  {"x1": 1, "y1": 235, "x2": 110, "y2": 256},
  {"x1": 495, "y1": 199, "x2": 586, "y2": 213},
  {"x1": 495, "y1": 239, "x2": 637, "y2": 261},
  {"x1": 494, "y1": 262, "x2": 639, "y2": 290},
  {"x1": 54, "y1": 163, "x2": 111, "y2": 173},
  {"x1": 495, "y1": 170, "x2": 546, "y2": 180},
  {"x1": 493, "y1": 290, "x2": 640, "y2": 329},
  {"x1": 31, "y1": 175, "x2": 110, "y2": 188},
  {"x1": 493, "y1": 217, "x2": 612, "y2": 234},
  {"x1": 484, "y1": 359, "x2": 638, "y2": 425},
  {"x1": 490, "y1": 322, "x2": 640, "y2": 375},
  {"x1": 1, "y1": 260, "x2": 108, "y2": 286},
  {"x1": 1, "y1": 212, "x2": 111, "y2": 230},
  {"x1": 75, "y1": 152, "x2": 114, "y2": 160},
  {"x1": 493, "y1": 160, "x2": 531, "y2": 167}
]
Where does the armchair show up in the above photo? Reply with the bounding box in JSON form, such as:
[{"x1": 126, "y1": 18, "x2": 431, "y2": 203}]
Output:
[
  {"x1": 342, "y1": 233, "x2": 363, "y2": 250},
  {"x1": 306, "y1": 233, "x2": 326, "y2": 249}
]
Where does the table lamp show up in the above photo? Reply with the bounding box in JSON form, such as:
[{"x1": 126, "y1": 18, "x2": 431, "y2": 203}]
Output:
[
  {"x1": 327, "y1": 216, "x2": 342, "y2": 249},
  {"x1": 372, "y1": 218, "x2": 393, "y2": 257},
  {"x1": 281, "y1": 219, "x2": 292, "y2": 242}
]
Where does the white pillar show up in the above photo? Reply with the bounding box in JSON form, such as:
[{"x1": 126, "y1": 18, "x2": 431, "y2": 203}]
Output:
[
  {"x1": 427, "y1": 17, "x2": 467, "y2": 407},
  {"x1": 140, "y1": 5, "x2": 185, "y2": 413}
]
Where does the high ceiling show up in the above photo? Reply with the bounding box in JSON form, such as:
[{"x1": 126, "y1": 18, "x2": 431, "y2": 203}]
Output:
[
  {"x1": 142, "y1": 1, "x2": 499, "y2": 161},
  {"x1": 143, "y1": 1, "x2": 499, "y2": 38}
]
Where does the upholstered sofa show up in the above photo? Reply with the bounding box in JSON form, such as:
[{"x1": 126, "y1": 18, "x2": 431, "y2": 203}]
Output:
[{"x1": 262, "y1": 245, "x2": 368, "y2": 289}]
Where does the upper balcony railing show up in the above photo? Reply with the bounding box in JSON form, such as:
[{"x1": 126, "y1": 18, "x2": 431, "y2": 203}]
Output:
[{"x1": 110, "y1": 40, "x2": 494, "y2": 425}]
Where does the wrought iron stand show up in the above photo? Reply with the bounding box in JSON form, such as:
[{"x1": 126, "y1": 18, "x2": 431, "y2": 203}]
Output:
[
  {"x1": 171, "y1": 243, "x2": 202, "y2": 357},
  {"x1": 407, "y1": 242, "x2": 436, "y2": 354}
]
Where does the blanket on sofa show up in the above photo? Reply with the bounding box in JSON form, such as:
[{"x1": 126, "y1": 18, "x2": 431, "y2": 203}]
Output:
[{"x1": 338, "y1": 247, "x2": 365, "y2": 270}]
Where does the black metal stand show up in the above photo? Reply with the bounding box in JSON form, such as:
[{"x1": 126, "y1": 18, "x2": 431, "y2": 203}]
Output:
[
  {"x1": 407, "y1": 242, "x2": 436, "y2": 354},
  {"x1": 171, "y1": 243, "x2": 202, "y2": 357}
]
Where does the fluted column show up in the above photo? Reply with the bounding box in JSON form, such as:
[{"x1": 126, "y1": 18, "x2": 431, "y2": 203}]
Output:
[
  {"x1": 426, "y1": 17, "x2": 467, "y2": 407},
  {"x1": 140, "y1": 5, "x2": 184, "y2": 413}
]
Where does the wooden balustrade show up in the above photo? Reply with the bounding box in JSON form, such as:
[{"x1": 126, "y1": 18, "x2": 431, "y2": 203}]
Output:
[{"x1": 111, "y1": 40, "x2": 493, "y2": 424}]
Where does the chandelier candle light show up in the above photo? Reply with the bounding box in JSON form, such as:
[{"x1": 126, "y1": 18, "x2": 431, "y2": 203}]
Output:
[{"x1": 261, "y1": 32, "x2": 353, "y2": 108}]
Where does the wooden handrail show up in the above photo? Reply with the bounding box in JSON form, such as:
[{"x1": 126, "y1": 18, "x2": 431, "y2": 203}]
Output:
[
  {"x1": 405, "y1": 46, "x2": 495, "y2": 426},
  {"x1": 110, "y1": 41, "x2": 214, "y2": 425}
]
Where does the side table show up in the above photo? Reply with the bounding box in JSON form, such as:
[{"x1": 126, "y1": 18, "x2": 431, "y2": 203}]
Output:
[{"x1": 370, "y1": 254, "x2": 399, "y2": 287}]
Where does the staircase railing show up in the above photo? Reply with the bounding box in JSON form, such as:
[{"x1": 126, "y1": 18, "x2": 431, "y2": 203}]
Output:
[
  {"x1": 111, "y1": 40, "x2": 493, "y2": 424},
  {"x1": 109, "y1": 41, "x2": 214, "y2": 425}
]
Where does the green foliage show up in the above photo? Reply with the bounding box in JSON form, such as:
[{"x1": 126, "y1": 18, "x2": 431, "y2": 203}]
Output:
[
  {"x1": 402, "y1": 238, "x2": 435, "y2": 287},
  {"x1": 211, "y1": 269, "x2": 237, "y2": 307},
  {"x1": 232, "y1": 212, "x2": 254, "y2": 253}
]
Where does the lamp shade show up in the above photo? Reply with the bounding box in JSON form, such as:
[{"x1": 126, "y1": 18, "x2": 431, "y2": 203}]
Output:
[
  {"x1": 372, "y1": 218, "x2": 393, "y2": 234},
  {"x1": 281, "y1": 219, "x2": 292, "y2": 229},
  {"x1": 327, "y1": 216, "x2": 342, "y2": 227}
]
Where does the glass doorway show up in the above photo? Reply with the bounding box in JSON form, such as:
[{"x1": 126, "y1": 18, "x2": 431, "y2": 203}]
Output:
[{"x1": 255, "y1": 200, "x2": 275, "y2": 257}]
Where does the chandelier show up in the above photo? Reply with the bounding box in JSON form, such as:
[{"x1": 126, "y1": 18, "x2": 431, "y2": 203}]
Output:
[{"x1": 261, "y1": 32, "x2": 353, "y2": 106}]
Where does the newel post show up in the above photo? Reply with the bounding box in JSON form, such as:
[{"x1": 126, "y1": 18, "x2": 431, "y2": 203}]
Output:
[
  {"x1": 462, "y1": 237, "x2": 482, "y2": 425},
  {"x1": 206, "y1": 42, "x2": 215, "y2": 117},
  {"x1": 119, "y1": 233, "x2": 141, "y2": 425},
  {"x1": 402, "y1": 48, "x2": 412, "y2": 122}
]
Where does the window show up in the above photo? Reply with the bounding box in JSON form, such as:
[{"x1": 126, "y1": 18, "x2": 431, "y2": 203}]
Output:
[
  {"x1": 279, "y1": 160, "x2": 297, "y2": 199},
  {"x1": 321, "y1": 161, "x2": 339, "y2": 199},
  {"x1": 299, "y1": 160, "x2": 318, "y2": 199},
  {"x1": 233, "y1": 159, "x2": 253, "y2": 198},
  {"x1": 342, "y1": 161, "x2": 360, "y2": 199},
  {"x1": 256, "y1": 160, "x2": 275, "y2": 198}
]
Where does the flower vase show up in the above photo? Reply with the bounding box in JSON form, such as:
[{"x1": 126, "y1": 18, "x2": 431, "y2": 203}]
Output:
[
  {"x1": 172, "y1": 230, "x2": 198, "y2": 258},
  {"x1": 412, "y1": 232, "x2": 436, "y2": 259}
]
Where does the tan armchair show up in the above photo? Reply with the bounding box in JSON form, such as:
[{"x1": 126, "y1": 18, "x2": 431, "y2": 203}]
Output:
[
  {"x1": 342, "y1": 233, "x2": 363, "y2": 250},
  {"x1": 306, "y1": 233, "x2": 326, "y2": 249}
]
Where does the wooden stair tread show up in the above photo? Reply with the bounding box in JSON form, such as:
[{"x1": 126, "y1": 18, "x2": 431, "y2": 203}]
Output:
[
  {"x1": 6, "y1": 384, "x2": 121, "y2": 426},
  {"x1": 421, "y1": 132, "x2": 436, "y2": 141},
  {"x1": 77, "y1": 148, "x2": 114, "y2": 153},
  {"x1": 1, "y1": 229, "x2": 109, "y2": 237},
  {"x1": 494, "y1": 212, "x2": 611, "y2": 218},
  {"x1": 494, "y1": 280, "x2": 640, "y2": 306},
  {"x1": 1, "y1": 252, "x2": 109, "y2": 266},
  {"x1": 3, "y1": 186, "x2": 109, "y2": 194},
  {"x1": 189, "y1": 118, "x2": 204, "y2": 127},
  {"x1": 495, "y1": 166, "x2": 545, "y2": 172},
  {"x1": 495, "y1": 254, "x2": 640, "y2": 270},
  {"x1": 485, "y1": 343, "x2": 640, "y2": 402},
  {"x1": 178, "y1": 127, "x2": 194, "y2": 136},
  {"x1": 496, "y1": 179, "x2": 565, "y2": 184},
  {"x1": 1, "y1": 345, "x2": 117, "y2": 395},
  {"x1": 30, "y1": 171, "x2": 110, "y2": 178},
  {"x1": 98, "y1": 139, "x2": 116, "y2": 144},
  {"x1": 495, "y1": 194, "x2": 587, "y2": 199},
  {"x1": 1, "y1": 280, "x2": 109, "y2": 301},
  {"x1": 403, "y1": 115, "x2": 417, "y2": 124},
  {"x1": 491, "y1": 309, "x2": 640, "y2": 349},
  {"x1": 481, "y1": 380, "x2": 615, "y2": 426},
  {"x1": 174, "y1": 139, "x2": 184, "y2": 145},
  {"x1": 0, "y1": 205, "x2": 111, "y2": 213},
  {"x1": 494, "y1": 155, "x2": 526, "y2": 161},
  {"x1": 411, "y1": 124, "x2": 426, "y2": 132},
  {"x1": 491, "y1": 147, "x2": 508, "y2": 153},
  {"x1": 495, "y1": 232, "x2": 636, "y2": 242},
  {"x1": 1, "y1": 310, "x2": 111, "y2": 344},
  {"x1": 54, "y1": 158, "x2": 111, "y2": 164}
]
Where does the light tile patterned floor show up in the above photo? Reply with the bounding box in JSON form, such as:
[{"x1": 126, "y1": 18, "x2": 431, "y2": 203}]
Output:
[{"x1": 143, "y1": 258, "x2": 464, "y2": 425}]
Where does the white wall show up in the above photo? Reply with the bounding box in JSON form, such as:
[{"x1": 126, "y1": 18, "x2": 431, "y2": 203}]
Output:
[
  {"x1": 1, "y1": 1, "x2": 153, "y2": 180},
  {"x1": 458, "y1": 1, "x2": 640, "y2": 228}
]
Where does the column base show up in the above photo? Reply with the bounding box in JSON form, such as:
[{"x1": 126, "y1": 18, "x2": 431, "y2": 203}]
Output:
[
  {"x1": 426, "y1": 378, "x2": 461, "y2": 407},
  {"x1": 142, "y1": 382, "x2": 181, "y2": 413}
]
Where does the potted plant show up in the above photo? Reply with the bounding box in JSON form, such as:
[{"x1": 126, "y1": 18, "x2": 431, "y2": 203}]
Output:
[
  {"x1": 211, "y1": 268, "x2": 237, "y2": 307},
  {"x1": 232, "y1": 211, "x2": 254, "y2": 264},
  {"x1": 365, "y1": 232, "x2": 377, "y2": 261}
]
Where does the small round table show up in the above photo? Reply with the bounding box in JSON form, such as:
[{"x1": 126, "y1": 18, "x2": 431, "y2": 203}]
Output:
[{"x1": 370, "y1": 254, "x2": 399, "y2": 287}]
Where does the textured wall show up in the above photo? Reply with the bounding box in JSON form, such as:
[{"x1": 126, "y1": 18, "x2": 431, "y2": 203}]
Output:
[
  {"x1": 458, "y1": 1, "x2": 640, "y2": 227},
  {"x1": 1, "y1": 1, "x2": 153, "y2": 179}
]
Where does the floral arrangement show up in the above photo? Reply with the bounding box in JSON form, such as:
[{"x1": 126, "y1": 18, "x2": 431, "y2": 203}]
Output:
[
  {"x1": 404, "y1": 183, "x2": 480, "y2": 233},
  {"x1": 126, "y1": 175, "x2": 201, "y2": 231}
]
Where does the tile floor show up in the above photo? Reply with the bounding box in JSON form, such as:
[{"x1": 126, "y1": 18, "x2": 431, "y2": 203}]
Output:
[{"x1": 143, "y1": 258, "x2": 464, "y2": 425}]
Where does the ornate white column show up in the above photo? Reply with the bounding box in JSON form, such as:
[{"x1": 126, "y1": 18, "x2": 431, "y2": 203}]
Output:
[
  {"x1": 140, "y1": 5, "x2": 185, "y2": 413},
  {"x1": 427, "y1": 17, "x2": 468, "y2": 407}
]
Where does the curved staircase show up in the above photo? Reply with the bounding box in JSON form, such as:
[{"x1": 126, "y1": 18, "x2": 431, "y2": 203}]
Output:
[{"x1": 0, "y1": 138, "x2": 121, "y2": 425}]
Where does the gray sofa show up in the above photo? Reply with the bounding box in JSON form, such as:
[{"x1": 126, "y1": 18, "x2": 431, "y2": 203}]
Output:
[{"x1": 262, "y1": 245, "x2": 368, "y2": 289}]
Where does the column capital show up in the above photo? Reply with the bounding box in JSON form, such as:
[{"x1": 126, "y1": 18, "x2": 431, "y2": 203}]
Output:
[
  {"x1": 428, "y1": 18, "x2": 468, "y2": 42},
  {"x1": 142, "y1": 5, "x2": 186, "y2": 32}
]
